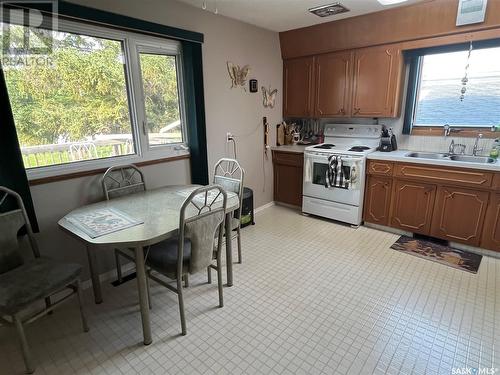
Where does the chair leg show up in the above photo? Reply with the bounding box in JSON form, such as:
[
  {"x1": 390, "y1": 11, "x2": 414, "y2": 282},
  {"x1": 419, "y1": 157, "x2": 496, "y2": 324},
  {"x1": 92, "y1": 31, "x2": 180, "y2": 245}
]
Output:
[
  {"x1": 114, "y1": 249, "x2": 123, "y2": 283},
  {"x1": 75, "y1": 280, "x2": 89, "y2": 333},
  {"x1": 207, "y1": 266, "x2": 212, "y2": 284},
  {"x1": 217, "y1": 261, "x2": 224, "y2": 308},
  {"x1": 146, "y1": 272, "x2": 152, "y2": 310},
  {"x1": 45, "y1": 297, "x2": 53, "y2": 315},
  {"x1": 184, "y1": 274, "x2": 189, "y2": 288},
  {"x1": 237, "y1": 227, "x2": 242, "y2": 264},
  {"x1": 13, "y1": 315, "x2": 34, "y2": 374},
  {"x1": 177, "y1": 276, "x2": 187, "y2": 336}
]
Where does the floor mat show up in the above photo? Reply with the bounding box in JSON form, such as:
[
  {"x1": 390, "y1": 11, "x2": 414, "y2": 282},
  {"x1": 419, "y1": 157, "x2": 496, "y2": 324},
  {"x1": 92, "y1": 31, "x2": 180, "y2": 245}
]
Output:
[{"x1": 391, "y1": 235, "x2": 482, "y2": 273}]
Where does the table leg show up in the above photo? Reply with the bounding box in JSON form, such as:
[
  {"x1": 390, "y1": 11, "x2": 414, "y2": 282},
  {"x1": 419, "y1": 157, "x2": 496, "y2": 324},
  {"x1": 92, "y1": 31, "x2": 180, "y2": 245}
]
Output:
[
  {"x1": 134, "y1": 246, "x2": 152, "y2": 345},
  {"x1": 225, "y1": 212, "x2": 233, "y2": 287},
  {"x1": 86, "y1": 246, "x2": 103, "y2": 304}
]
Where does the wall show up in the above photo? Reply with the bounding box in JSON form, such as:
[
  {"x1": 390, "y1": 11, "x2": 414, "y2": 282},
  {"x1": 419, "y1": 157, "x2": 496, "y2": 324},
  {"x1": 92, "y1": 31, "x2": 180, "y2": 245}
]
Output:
[{"x1": 29, "y1": 0, "x2": 282, "y2": 279}]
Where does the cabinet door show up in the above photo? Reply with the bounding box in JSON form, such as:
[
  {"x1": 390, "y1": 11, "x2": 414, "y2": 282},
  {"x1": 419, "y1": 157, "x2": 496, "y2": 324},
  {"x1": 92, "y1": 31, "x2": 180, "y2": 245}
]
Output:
[
  {"x1": 315, "y1": 52, "x2": 352, "y2": 117},
  {"x1": 391, "y1": 180, "x2": 436, "y2": 235},
  {"x1": 363, "y1": 176, "x2": 392, "y2": 226},
  {"x1": 273, "y1": 151, "x2": 304, "y2": 207},
  {"x1": 431, "y1": 186, "x2": 489, "y2": 246},
  {"x1": 351, "y1": 46, "x2": 403, "y2": 117},
  {"x1": 283, "y1": 57, "x2": 315, "y2": 118},
  {"x1": 481, "y1": 194, "x2": 500, "y2": 252}
]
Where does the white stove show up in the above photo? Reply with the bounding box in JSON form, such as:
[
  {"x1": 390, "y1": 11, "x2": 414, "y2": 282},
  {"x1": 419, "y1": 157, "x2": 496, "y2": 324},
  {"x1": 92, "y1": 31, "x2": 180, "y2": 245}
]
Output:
[{"x1": 302, "y1": 124, "x2": 382, "y2": 225}]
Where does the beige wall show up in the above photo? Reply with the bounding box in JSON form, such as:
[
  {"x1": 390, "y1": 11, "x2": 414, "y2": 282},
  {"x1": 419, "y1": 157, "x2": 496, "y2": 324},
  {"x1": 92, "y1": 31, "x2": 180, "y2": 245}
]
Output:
[{"x1": 29, "y1": 0, "x2": 282, "y2": 278}]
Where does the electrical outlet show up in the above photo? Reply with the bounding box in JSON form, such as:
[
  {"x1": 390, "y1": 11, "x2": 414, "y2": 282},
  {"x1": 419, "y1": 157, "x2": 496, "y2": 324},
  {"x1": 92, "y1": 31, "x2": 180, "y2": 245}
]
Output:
[{"x1": 226, "y1": 132, "x2": 233, "y2": 142}]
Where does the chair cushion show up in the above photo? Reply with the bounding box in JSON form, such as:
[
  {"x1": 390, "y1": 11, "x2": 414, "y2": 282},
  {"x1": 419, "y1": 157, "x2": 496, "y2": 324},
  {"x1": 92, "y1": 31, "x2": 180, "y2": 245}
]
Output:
[
  {"x1": 0, "y1": 257, "x2": 82, "y2": 315},
  {"x1": 146, "y1": 238, "x2": 191, "y2": 276}
]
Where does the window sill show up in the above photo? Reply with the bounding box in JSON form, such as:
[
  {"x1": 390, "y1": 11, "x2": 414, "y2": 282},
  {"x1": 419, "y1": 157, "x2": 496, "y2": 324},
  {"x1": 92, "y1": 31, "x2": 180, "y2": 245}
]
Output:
[
  {"x1": 28, "y1": 153, "x2": 190, "y2": 186},
  {"x1": 411, "y1": 127, "x2": 499, "y2": 139}
]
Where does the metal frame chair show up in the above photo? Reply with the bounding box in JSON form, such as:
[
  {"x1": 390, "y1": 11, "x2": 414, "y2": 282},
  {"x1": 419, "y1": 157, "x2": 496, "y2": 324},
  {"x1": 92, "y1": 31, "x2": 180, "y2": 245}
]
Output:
[
  {"x1": 213, "y1": 158, "x2": 245, "y2": 263},
  {"x1": 145, "y1": 185, "x2": 227, "y2": 335},
  {"x1": 0, "y1": 186, "x2": 88, "y2": 374},
  {"x1": 102, "y1": 164, "x2": 146, "y2": 283}
]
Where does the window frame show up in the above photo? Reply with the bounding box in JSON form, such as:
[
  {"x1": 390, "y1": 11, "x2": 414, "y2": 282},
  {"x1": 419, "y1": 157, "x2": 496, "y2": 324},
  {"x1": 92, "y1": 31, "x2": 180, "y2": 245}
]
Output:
[
  {"x1": 2, "y1": 15, "x2": 190, "y2": 181},
  {"x1": 402, "y1": 38, "x2": 500, "y2": 137}
]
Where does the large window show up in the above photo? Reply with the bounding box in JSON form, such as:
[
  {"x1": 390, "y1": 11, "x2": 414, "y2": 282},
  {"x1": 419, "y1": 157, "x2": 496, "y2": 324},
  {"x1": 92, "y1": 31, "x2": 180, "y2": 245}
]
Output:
[
  {"x1": 407, "y1": 43, "x2": 500, "y2": 130},
  {"x1": 1, "y1": 16, "x2": 187, "y2": 179}
]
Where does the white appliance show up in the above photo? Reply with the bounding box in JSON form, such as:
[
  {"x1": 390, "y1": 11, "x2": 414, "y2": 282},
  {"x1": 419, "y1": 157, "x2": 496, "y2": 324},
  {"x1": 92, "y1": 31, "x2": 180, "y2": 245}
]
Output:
[{"x1": 302, "y1": 123, "x2": 382, "y2": 225}]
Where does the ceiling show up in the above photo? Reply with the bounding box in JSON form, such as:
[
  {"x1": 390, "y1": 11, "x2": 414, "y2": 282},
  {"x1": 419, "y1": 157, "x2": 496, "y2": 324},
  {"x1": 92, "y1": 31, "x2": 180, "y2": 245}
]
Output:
[{"x1": 177, "y1": 0, "x2": 426, "y2": 32}]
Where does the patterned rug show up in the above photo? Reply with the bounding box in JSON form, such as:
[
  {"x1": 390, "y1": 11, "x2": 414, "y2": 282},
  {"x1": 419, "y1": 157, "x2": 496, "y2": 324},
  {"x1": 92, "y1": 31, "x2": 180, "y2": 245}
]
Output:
[{"x1": 391, "y1": 236, "x2": 482, "y2": 273}]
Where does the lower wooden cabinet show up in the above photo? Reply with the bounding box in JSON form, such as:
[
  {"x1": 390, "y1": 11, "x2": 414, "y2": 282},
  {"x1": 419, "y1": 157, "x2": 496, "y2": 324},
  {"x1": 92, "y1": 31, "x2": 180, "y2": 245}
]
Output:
[
  {"x1": 363, "y1": 175, "x2": 392, "y2": 226},
  {"x1": 272, "y1": 150, "x2": 304, "y2": 207},
  {"x1": 391, "y1": 180, "x2": 436, "y2": 234},
  {"x1": 364, "y1": 160, "x2": 500, "y2": 251},
  {"x1": 430, "y1": 186, "x2": 489, "y2": 246},
  {"x1": 481, "y1": 194, "x2": 500, "y2": 251}
]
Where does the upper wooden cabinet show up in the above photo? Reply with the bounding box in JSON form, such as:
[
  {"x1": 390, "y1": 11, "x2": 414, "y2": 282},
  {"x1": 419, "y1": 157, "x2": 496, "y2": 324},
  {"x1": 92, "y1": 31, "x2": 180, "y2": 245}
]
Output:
[
  {"x1": 314, "y1": 51, "x2": 352, "y2": 117},
  {"x1": 283, "y1": 56, "x2": 315, "y2": 118},
  {"x1": 351, "y1": 45, "x2": 403, "y2": 118},
  {"x1": 283, "y1": 44, "x2": 403, "y2": 119}
]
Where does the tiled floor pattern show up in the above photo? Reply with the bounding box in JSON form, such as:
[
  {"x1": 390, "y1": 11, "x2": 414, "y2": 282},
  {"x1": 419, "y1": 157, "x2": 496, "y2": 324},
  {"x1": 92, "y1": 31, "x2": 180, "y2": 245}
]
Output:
[{"x1": 1, "y1": 205, "x2": 499, "y2": 374}]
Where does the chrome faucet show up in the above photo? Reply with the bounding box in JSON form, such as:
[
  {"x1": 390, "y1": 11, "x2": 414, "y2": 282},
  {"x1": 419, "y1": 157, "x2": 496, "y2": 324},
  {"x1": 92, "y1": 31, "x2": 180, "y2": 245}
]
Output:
[{"x1": 473, "y1": 133, "x2": 484, "y2": 156}]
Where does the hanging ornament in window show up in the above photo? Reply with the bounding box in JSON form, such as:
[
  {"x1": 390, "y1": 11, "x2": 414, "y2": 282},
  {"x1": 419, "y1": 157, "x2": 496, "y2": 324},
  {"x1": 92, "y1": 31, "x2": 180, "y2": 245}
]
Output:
[{"x1": 460, "y1": 41, "x2": 473, "y2": 101}]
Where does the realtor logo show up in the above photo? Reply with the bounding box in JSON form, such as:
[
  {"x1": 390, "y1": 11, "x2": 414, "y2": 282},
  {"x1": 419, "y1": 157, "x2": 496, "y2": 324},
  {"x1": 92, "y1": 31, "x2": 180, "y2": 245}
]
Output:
[{"x1": 1, "y1": 0, "x2": 57, "y2": 57}]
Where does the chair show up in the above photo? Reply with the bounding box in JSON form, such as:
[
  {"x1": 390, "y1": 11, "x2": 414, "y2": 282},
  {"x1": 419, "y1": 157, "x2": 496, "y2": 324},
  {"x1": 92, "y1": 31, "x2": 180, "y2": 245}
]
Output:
[
  {"x1": 145, "y1": 185, "x2": 227, "y2": 335},
  {"x1": 102, "y1": 164, "x2": 146, "y2": 283},
  {"x1": 213, "y1": 158, "x2": 245, "y2": 263},
  {"x1": 0, "y1": 186, "x2": 88, "y2": 374}
]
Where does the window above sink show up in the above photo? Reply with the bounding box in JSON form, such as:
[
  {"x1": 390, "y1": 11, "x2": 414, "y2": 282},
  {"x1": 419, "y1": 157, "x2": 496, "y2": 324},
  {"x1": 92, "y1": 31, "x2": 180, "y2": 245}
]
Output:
[{"x1": 403, "y1": 39, "x2": 500, "y2": 138}]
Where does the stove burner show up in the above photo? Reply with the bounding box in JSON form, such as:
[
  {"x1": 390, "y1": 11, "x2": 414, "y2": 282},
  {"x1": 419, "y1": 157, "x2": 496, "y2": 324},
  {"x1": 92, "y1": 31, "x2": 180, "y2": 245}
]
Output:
[
  {"x1": 314, "y1": 143, "x2": 335, "y2": 149},
  {"x1": 348, "y1": 146, "x2": 371, "y2": 152}
]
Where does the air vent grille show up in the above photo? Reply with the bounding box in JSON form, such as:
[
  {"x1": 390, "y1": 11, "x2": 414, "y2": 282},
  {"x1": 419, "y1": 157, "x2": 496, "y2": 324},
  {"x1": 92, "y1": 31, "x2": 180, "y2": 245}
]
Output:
[{"x1": 309, "y1": 2, "x2": 350, "y2": 17}]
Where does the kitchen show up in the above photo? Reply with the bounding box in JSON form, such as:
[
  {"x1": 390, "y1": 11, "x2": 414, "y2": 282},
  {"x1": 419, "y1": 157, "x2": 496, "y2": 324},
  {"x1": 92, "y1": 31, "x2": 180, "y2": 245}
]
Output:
[{"x1": 1, "y1": 0, "x2": 499, "y2": 374}]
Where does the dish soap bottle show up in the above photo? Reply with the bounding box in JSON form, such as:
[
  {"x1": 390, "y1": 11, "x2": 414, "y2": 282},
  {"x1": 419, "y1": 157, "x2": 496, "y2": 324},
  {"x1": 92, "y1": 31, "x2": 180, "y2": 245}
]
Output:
[{"x1": 490, "y1": 138, "x2": 500, "y2": 159}]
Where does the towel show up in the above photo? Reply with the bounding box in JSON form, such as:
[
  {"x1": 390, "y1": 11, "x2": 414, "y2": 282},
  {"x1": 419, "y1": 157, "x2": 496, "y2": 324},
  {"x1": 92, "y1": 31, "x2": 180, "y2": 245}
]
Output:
[{"x1": 326, "y1": 156, "x2": 361, "y2": 190}]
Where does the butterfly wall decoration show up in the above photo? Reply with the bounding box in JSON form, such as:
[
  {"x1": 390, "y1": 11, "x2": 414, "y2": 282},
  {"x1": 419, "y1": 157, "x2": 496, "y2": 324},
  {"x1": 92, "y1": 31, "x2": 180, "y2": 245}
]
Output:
[
  {"x1": 227, "y1": 62, "x2": 250, "y2": 90},
  {"x1": 261, "y1": 86, "x2": 278, "y2": 108}
]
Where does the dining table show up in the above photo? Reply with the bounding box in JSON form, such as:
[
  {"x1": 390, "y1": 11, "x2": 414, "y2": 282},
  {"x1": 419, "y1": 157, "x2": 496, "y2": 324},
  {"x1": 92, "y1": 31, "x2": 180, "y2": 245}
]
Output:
[{"x1": 58, "y1": 184, "x2": 240, "y2": 345}]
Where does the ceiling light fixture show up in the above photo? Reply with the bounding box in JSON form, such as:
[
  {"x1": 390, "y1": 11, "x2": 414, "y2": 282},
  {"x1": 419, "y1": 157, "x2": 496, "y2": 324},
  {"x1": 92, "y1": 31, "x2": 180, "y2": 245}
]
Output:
[
  {"x1": 308, "y1": 2, "x2": 350, "y2": 17},
  {"x1": 377, "y1": 0, "x2": 408, "y2": 5}
]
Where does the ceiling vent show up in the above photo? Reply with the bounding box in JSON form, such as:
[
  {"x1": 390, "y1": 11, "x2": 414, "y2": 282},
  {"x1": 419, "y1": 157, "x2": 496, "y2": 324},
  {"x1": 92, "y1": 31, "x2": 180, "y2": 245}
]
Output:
[{"x1": 308, "y1": 2, "x2": 350, "y2": 17}]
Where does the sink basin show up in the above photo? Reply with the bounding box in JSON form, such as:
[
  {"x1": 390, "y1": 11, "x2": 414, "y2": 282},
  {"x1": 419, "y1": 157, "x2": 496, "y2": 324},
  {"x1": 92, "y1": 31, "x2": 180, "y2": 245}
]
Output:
[
  {"x1": 405, "y1": 152, "x2": 449, "y2": 159},
  {"x1": 449, "y1": 155, "x2": 496, "y2": 164}
]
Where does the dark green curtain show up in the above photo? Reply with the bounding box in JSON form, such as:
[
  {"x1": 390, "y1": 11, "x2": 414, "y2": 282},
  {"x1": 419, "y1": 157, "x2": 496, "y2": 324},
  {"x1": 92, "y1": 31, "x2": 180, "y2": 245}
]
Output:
[
  {"x1": 182, "y1": 41, "x2": 209, "y2": 185},
  {"x1": 0, "y1": 67, "x2": 39, "y2": 231}
]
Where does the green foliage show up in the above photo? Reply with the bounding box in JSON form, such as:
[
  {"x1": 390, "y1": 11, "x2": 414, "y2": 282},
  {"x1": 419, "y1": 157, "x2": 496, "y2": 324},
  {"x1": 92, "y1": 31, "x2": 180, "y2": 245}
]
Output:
[{"x1": 3, "y1": 27, "x2": 181, "y2": 147}]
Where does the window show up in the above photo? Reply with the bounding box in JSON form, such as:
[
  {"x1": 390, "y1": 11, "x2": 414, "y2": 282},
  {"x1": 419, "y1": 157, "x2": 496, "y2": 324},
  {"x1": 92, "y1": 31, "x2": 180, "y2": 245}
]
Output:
[
  {"x1": 405, "y1": 42, "x2": 500, "y2": 131},
  {"x1": 1, "y1": 16, "x2": 188, "y2": 179}
]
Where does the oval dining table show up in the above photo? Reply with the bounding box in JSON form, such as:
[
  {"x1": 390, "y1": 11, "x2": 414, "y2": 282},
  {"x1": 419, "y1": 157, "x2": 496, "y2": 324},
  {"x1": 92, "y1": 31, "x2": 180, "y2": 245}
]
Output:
[{"x1": 58, "y1": 185, "x2": 240, "y2": 345}]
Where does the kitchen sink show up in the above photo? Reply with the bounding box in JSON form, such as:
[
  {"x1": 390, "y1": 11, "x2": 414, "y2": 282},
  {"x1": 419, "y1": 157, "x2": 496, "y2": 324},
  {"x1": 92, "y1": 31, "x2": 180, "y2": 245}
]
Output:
[
  {"x1": 449, "y1": 155, "x2": 496, "y2": 164},
  {"x1": 405, "y1": 152, "x2": 496, "y2": 164},
  {"x1": 405, "y1": 152, "x2": 449, "y2": 159}
]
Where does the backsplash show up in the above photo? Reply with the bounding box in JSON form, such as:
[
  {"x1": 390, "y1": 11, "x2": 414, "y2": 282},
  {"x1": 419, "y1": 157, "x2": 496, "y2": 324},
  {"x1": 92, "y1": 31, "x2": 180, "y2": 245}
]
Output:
[{"x1": 398, "y1": 134, "x2": 495, "y2": 155}]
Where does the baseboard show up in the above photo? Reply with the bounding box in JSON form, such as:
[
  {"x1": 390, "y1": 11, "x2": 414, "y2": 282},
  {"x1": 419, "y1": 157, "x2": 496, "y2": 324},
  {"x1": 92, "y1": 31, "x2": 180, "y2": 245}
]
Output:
[{"x1": 255, "y1": 201, "x2": 275, "y2": 214}]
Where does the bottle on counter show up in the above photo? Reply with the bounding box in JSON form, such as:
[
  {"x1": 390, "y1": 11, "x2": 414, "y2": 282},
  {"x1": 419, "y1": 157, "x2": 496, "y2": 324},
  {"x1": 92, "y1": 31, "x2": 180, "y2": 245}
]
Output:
[{"x1": 490, "y1": 138, "x2": 500, "y2": 159}]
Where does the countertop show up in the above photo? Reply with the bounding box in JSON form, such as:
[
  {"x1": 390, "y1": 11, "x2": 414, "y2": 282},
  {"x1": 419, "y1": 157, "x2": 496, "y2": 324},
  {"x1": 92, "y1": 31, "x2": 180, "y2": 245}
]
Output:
[
  {"x1": 270, "y1": 144, "x2": 308, "y2": 153},
  {"x1": 368, "y1": 150, "x2": 500, "y2": 172}
]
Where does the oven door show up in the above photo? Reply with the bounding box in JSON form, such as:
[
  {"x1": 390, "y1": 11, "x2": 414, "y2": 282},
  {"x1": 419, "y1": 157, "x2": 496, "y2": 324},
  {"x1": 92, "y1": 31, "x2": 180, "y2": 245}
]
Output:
[{"x1": 303, "y1": 152, "x2": 365, "y2": 205}]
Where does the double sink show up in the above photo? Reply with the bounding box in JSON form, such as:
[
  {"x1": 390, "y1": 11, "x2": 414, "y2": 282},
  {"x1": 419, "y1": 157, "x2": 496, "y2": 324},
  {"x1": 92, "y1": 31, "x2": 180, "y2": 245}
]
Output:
[{"x1": 405, "y1": 152, "x2": 495, "y2": 164}]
